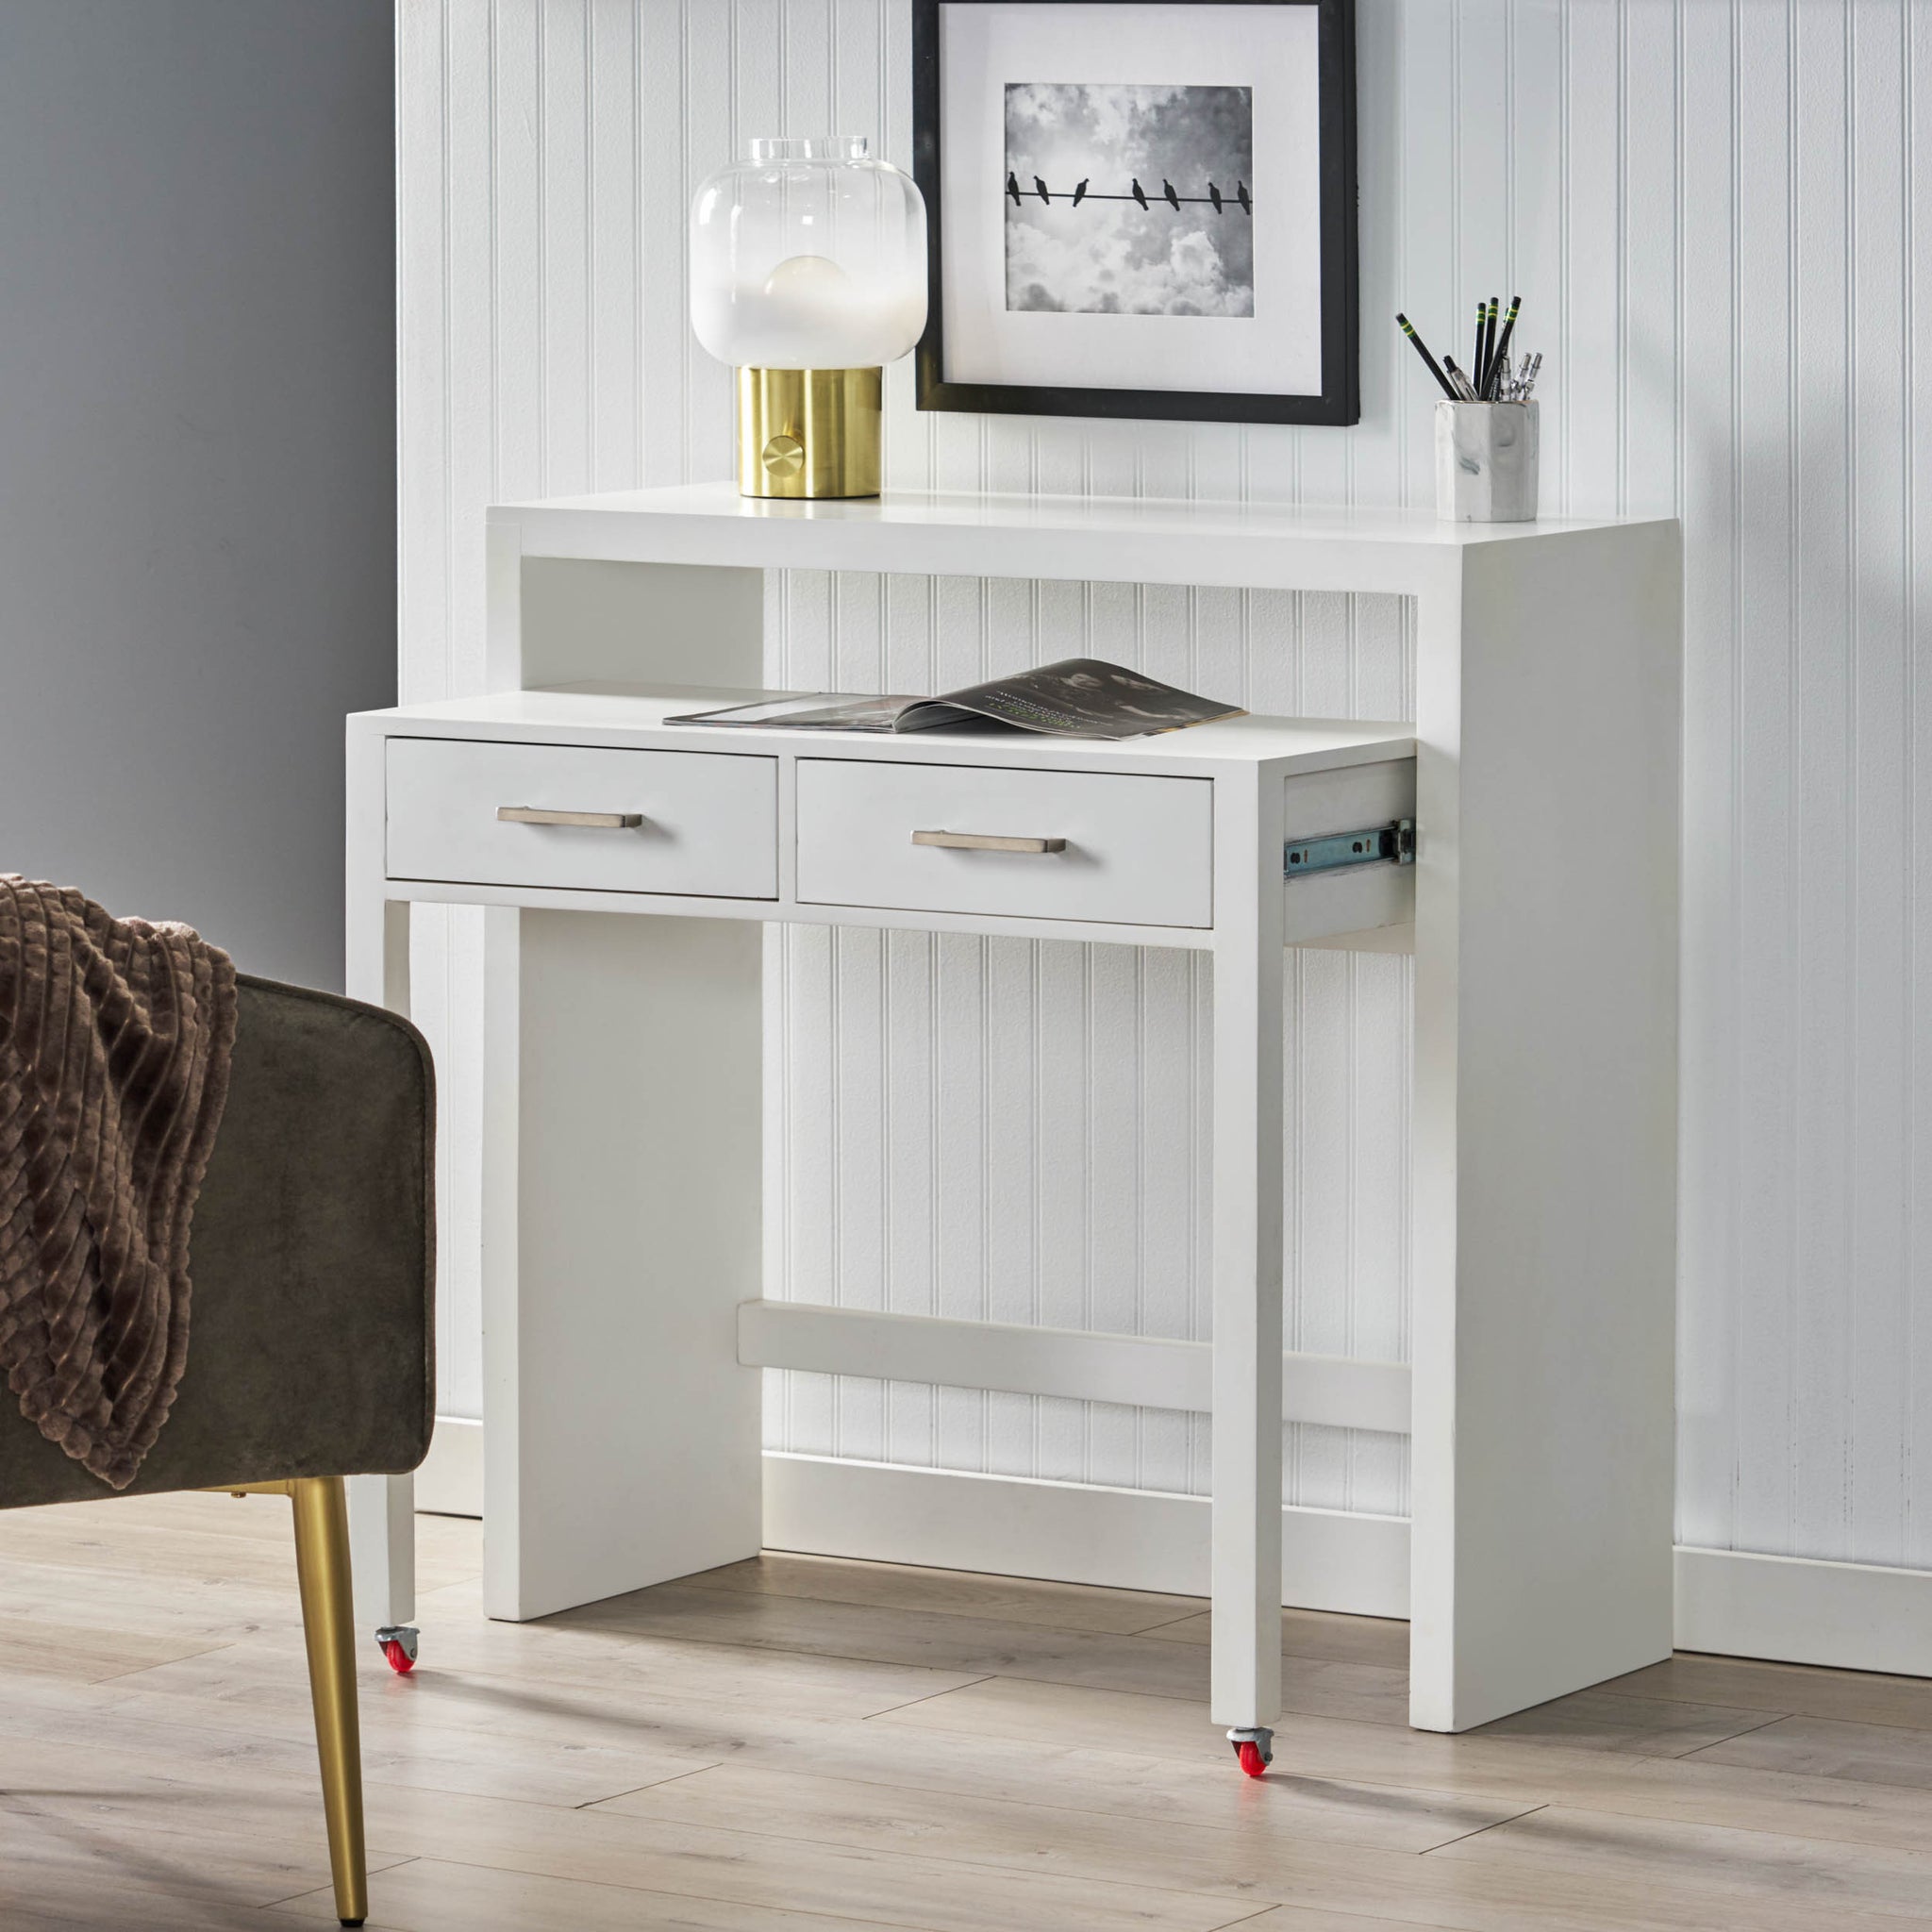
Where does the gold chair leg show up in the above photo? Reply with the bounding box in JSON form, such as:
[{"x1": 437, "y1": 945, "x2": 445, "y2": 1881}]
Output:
[{"x1": 290, "y1": 1476, "x2": 369, "y2": 1928}]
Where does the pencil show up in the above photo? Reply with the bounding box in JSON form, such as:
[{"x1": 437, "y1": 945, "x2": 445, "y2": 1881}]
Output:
[
  {"x1": 1473, "y1": 301, "x2": 1488, "y2": 396},
  {"x1": 1482, "y1": 296, "x2": 1500, "y2": 395},
  {"x1": 1396, "y1": 313, "x2": 1458, "y2": 400},
  {"x1": 1490, "y1": 295, "x2": 1522, "y2": 395}
]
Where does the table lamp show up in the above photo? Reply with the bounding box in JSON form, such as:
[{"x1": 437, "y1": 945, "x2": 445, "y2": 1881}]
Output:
[{"x1": 691, "y1": 136, "x2": 926, "y2": 500}]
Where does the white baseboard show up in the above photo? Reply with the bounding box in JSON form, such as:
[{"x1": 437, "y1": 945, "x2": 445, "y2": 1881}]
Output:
[
  {"x1": 410, "y1": 1436, "x2": 1932, "y2": 1677},
  {"x1": 414, "y1": 1414, "x2": 483, "y2": 1517},
  {"x1": 1674, "y1": 1545, "x2": 1932, "y2": 1680},
  {"x1": 761, "y1": 1451, "x2": 1410, "y2": 1618},
  {"x1": 761, "y1": 1455, "x2": 1932, "y2": 1676}
]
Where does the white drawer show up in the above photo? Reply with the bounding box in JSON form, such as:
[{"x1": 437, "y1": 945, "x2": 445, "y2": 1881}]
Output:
[
  {"x1": 387, "y1": 737, "x2": 777, "y2": 898},
  {"x1": 795, "y1": 758, "x2": 1212, "y2": 927}
]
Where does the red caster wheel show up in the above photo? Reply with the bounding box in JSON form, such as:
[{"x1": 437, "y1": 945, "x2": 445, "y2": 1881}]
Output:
[
  {"x1": 1228, "y1": 1726, "x2": 1274, "y2": 1778},
  {"x1": 375, "y1": 1624, "x2": 419, "y2": 1674}
]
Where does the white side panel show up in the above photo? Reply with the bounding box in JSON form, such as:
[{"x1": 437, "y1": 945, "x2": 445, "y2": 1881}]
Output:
[
  {"x1": 1409, "y1": 528, "x2": 1683, "y2": 1730},
  {"x1": 484, "y1": 908, "x2": 764, "y2": 1622}
]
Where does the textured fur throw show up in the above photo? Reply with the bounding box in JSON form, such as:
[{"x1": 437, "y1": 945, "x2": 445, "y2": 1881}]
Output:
[{"x1": 0, "y1": 877, "x2": 237, "y2": 1488}]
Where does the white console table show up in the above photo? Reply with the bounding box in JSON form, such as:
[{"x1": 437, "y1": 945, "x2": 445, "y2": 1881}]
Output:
[{"x1": 345, "y1": 483, "x2": 1682, "y2": 1746}]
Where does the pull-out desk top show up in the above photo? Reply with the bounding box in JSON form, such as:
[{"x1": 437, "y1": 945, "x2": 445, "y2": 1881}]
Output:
[
  {"x1": 359, "y1": 684, "x2": 1418, "y2": 950},
  {"x1": 372, "y1": 680, "x2": 1414, "y2": 769}
]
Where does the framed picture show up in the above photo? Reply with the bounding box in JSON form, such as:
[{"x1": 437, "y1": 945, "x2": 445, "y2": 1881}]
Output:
[{"x1": 911, "y1": 0, "x2": 1357, "y2": 426}]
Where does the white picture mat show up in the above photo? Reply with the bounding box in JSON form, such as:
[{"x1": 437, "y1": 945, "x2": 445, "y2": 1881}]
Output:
[{"x1": 938, "y1": 2, "x2": 1323, "y2": 397}]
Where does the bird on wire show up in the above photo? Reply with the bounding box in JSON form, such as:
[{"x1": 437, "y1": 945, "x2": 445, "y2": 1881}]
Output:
[
  {"x1": 1006, "y1": 171, "x2": 1022, "y2": 207},
  {"x1": 1130, "y1": 177, "x2": 1148, "y2": 208},
  {"x1": 1208, "y1": 181, "x2": 1223, "y2": 212},
  {"x1": 1073, "y1": 177, "x2": 1089, "y2": 206},
  {"x1": 1162, "y1": 178, "x2": 1181, "y2": 209},
  {"x1": 1236, "y1": 180, "x2": 1251, "y2": 214},
  {"x1": 1034, "y1": 175, "x2": 1051, "y2": 204}
]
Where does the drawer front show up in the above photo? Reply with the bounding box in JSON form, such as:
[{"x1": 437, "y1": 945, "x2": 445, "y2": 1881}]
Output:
[
  {"x1": 795, "y1": 758, "x2": 1212, "y2": 927},
  {"x1": 387, "y1": 737, "x2": 777, "y2": 898}
]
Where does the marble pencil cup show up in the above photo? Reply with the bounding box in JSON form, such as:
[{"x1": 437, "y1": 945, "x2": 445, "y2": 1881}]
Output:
[{"x1": 1435, "y1": 400, "x2": 1540, "y2": 523}]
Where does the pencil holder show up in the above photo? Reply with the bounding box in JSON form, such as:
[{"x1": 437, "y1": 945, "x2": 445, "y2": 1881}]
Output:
[{"x1": 1435, "y1": 400, "x2": 1539, "y2": 523}]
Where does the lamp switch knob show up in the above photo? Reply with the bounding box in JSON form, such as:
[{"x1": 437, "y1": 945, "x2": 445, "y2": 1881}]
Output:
[{"x1": 761, "y1": 433, "x2": 805, "y2": 478}]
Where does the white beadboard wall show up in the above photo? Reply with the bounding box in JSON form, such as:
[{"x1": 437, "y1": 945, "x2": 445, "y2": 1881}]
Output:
[{"x1": 399, "y1": 0, "x2": 1932, "y2": 1569}]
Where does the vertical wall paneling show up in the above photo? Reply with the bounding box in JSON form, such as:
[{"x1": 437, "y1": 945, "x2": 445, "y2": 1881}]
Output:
[
  {"x1": 1729, "y1": 0, "x2": 1798, "y2": 1555},
  {"x1": 1674, "y1": 0, "x2": 1740, "y2": 1557},
  {"x1": 1908, "y1": 0, "x2": 1924, "y2": 1584},
  {"x1": 1909, "y1": 0, "x2": 1932, "y2": 1574},
  {"x1": 1845, "y1": 0, "x2": 1911, "y2": 1567},
  {"x1": 400, "y1": 0, "x2": 1932, "y2": 1574}
]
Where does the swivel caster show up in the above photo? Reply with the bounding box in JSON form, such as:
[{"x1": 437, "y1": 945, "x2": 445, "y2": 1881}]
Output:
[
  {"x1": 375, "y1": 1624, "x2": 419, "y2": 1674},
  {"x1": 1227, "y1": 1725, "x2": 1274, "y2": 1778}
]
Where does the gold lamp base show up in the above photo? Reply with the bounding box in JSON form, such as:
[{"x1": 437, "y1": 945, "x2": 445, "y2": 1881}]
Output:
[{"x1": 737, "y1": 366, "x2": 881, "y2": 499}]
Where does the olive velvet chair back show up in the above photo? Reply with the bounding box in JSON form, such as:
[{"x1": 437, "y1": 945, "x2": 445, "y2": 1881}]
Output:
[{"x1": 0, "y1": 974, "x2": 435, "y2": 1926}]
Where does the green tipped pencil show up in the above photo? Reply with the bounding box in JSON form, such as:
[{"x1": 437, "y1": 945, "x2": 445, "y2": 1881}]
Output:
[
  {"x1": 1490, "y1": 295, "x2": 1523, "y2": 395},
  {"x1": 1473, "y1": 300, "x2": 1488, "y2": 393},
  {"x1": 1396, "y1": 312, "x2": 1457, "y2": 399}
]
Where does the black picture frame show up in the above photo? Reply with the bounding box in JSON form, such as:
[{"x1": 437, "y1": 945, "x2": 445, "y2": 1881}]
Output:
[{"x1": 912, "y1": 0, "x2": 1358, "y2": 427}]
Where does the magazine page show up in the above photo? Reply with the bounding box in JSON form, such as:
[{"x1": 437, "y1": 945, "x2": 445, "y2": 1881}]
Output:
[
  {"x1": 664, "y1": 692, "x2": 919, "y2": 730},
  {"x1": 894, "y1": 658, "x2": 1244, "y2": 739},
  {"x1": 666, "y1": 659, "x2": 1242, "y2": 738}
]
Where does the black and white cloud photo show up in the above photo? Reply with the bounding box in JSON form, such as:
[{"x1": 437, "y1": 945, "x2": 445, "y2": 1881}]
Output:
[{"x1": 1003, "y1": 83, "x2": 1255, "y2": 317}]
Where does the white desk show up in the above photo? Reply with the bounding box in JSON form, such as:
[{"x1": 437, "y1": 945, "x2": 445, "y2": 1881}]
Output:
[{"x1": 345, "y1": 483, "x2": 1682, "y2": 1746}]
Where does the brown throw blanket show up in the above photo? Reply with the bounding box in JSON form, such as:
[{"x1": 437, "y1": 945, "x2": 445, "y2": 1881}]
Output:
[{"x1": 0, "y1": 878, "x2": 237, "y2": 1488}]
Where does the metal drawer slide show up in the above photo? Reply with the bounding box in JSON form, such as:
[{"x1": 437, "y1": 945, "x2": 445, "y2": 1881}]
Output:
[{"x1": 1284, "y1": 817, "x2": 1415, "y2": 879}]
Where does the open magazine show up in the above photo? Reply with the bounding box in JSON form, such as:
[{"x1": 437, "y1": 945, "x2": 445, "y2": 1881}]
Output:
[{"x1": 665, "y1": 658, "x2": 1243, "y2": 741}]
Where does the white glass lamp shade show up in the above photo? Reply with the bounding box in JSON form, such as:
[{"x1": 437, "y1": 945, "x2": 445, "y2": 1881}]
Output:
[{"x1": 691, "y1": 136, "x2": 926, "y2": 370}]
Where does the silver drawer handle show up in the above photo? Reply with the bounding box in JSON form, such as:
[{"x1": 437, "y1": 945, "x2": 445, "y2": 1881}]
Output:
[
  {"x1": 498, "y1": 805, "x2": 643, "y2": 829},
  {"x1": 912, "y1": 829, "x2": 1066, "y2": 855}
]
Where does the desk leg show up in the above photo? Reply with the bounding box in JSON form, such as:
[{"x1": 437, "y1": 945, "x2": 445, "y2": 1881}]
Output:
[
  {"x1": 481, "y1": 907, "x2": 764, "y2": 1622},
  {"x1": 1209, "y1": 773, "x2": 1286, "y2": 1763},
  {"x1": 343, "y1": 893, "x2": 420, "y2": 1644}
]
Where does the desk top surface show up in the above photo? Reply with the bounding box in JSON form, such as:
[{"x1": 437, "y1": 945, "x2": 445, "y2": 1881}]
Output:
[
  {"x1": 489, "y1": 482, "x2": 1675, "y2": 591},
  {"x1": 360, "y1": 684, "x2": 1416, "y2": 775},
  {"x1": 497, "y1": 480, "x2": 1659, "y2": 548}
]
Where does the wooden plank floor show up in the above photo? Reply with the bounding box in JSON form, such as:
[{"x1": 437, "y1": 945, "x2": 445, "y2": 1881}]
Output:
[{"x1": 5, "y1": 1496, "x2": 1932, "y2": 1928}]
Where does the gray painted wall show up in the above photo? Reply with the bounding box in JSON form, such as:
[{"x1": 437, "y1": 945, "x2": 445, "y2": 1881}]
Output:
[{"x1": 0, "y1": 0, "x2": 394, "y2": 988}]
